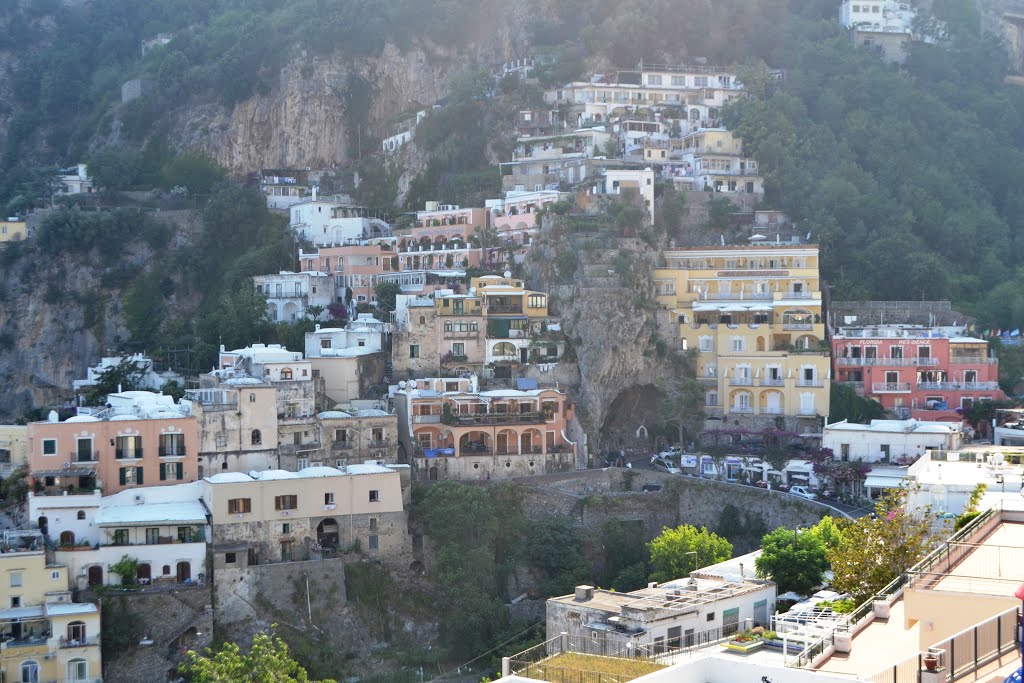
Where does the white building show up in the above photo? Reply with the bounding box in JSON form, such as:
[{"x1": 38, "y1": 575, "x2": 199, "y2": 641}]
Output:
[
  {"x1": 288, "y1": 198, "x2": 391, "y2": 247},
  {"x1": 73, "y1": 353, "x2": 183, "y2": 395},
  {"x1": 253, "y1": 271, "x2": 333, "y2": 323},
  {"x1": 55, "y1": 164, "x2": 93, "y2": 195},
  {"x1": 839, "y1": 0, "x2": 915, "y2": 34},
  {"x1": 29, "y1": 482, "x2": 208, "y2": 588},
  {"x1": 600, "y1": 168, "x2": 655, "y2": 221},
  {"x1": 823, "y1": 419, "x2": 963, "y2": 464},
  {"x1": 304, "y1": 316, "x2": 387, "y2": 358}
]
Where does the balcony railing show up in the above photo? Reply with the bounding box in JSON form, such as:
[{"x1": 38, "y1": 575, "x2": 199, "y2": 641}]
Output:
[
  {"x1": 60, "y1": 635, "x2": 100, "y2": 648},
  {"x1": 837, "y1": 357, "x2": 940, "y2": 367},
  {"x1": 728, "y1": 406, "x2": 755, "y2": 414},
  {"x1": 782, "y1": 322, "x2": 814, "y2": 331},
  {"x1": 760, "y1": 378, "x2": 784, "y2": 387},
  {"x1": 158, "y1": 449, "x2": 186, "y2": 458},
  {"x1": 444, "y1": 412, "x2": 547, "y2": 426},
  {"x1": 916, "y1": 381, "x2": 1000, "y2": 391},
  {"x1": 697, "y1": 292, "x2": 772, "y2": 301},
  {"x1": 412, "y1": 415, "x2": 441, "y2": 424},
  {"x1": 443, "y1": 330, "x2": 480, "y2": 339},
  {"x1": 486, "y1": 304, "x2": 524, "y2": 314},
  {"x1": 114, "y1": 448, "x2": 143, "y2": 459},
  {"x1": 795, "y1": 379, "x2": 823, "y2": 387},
  {"x1": 728, "y1": 377, "x2": 754, "y2": 386},
  {"x1": 840, "y1": 381, "x2": 865, "y2": 394},
  {"x1": 71, "y1": 451, "x2": 98, "y2": 462},
  {"x1": 950, "y1": 357, "x2": 997, "y2": 365},
  {"x1": 366, "y1": 439, "x2": 390, "y2": 449},
  {"x1": 872, "y1": 382, "x2": 912, "y2": 392}
]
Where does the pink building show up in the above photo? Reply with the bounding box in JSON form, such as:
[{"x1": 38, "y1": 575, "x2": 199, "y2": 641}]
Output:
[
  {"x1": 28, "y1": 392, "x2": 199, "y2": 495},
  {"x1": 299, "y1": 241, "x2": 399, "y2": 305},
  {"x1": 832, "y1": 326, "x2": 1004, "y2": 421},
  {"x1": 486, "y1": 190, "x2": 565, "y2": 245}
]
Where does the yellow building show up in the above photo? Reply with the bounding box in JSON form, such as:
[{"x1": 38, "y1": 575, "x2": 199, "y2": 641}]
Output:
[
  {"x1": 0, "y1": 538, "x2": 101, "y2": 683},
  {"x1": 0, "y1": 220, "x2": 26, "y2": 243},
  {"x1": 0, "y1": 426, "x2": 28, "y2": 480},
  {"x1": 654, "y1": 245, "x2": 830, "y2": 426}
]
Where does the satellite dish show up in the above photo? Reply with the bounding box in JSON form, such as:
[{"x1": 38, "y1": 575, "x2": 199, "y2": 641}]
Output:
[
  {"x1": 409, "y1": 380, "x2": 418, "y2": 390},
  {"x1": 469, "y1": 287, "x2": 476, "y2": 295},
  {"x1": 503, "y1": 270, "x2": 512, "y2": 278},
  {"x1": 398, "y1": 381, "x2": 407, "y2": 389}
]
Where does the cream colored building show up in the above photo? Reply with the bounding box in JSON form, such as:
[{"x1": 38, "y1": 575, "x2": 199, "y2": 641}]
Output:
[
  {"x1": 0, "y1": 426, "x2": 27, "y2": 480},
  {"x1": 0, "y1": 219, "x2": 26, "y2": 243},
  {"x1": 0, "y1": 539, "x2": 101, "y2": 683},
  {"x1": 654, "y1": 245, "x2": 830, "y2": 429},
  {"x1": 184, "y1": 380, "x2": 280, "y2": 476}
]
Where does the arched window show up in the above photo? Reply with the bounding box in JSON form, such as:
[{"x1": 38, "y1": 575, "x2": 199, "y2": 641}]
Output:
[
  {"x1": 77, "y1": 511, "x2": 86, "y2": 520},
  {"x1": 251, "y1": 430, "x2": 262, "y2": 446},
  {"x1": 162, "y1": 565, "x2": 171, "y2": 575},
  {"x1": 67, "y1": 621, "x2": 86, "y2": 643},
  {"x1": 21, "y1": 660, "x2": 39, "y2": 683},
  {"x1": 444, "y1": 321, "x2": 453, "y2": 332},
  {"x1": 67, "y1": 659, "x2": 87, "y2": 682},
  {"x1": 280, "y1": 368, "x2": 293, "y2": 380},
  {"x1": 249, "y1": 393, "x2": 256, "y2": 402}
]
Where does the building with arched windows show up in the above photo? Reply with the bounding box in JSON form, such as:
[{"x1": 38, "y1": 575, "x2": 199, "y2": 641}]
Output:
[{"x1": 654, "y1": 244, "x2": 830, "y2": 431}]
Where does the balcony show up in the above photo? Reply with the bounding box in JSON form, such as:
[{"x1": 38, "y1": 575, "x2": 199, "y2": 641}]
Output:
[
  {"x1": 782, "y1": 323, "x2": 814, "y2": 331},
  {"x1": 697, "y1": 292, "x2": 772, "y2": 301},
  {"x1": 114, "y1": 449, "x2": 143, "y2": 459},
  {"x1": 699, "y1": 376, "x2": 718, "y2": 384},
  {"x1": 837, "y1": 357, "x2": 940, "y2": 367},
  {"x1": 760, "y1": 378, "x2": 785, "y2": 387},
  {"x1": 444, "y1": 412, "x2": 547, "y2": 426},
  {"x1": 366, "y1": 439, "x2": 390, "y2": 449},
  {"x1": 779, "y1": 291, "x2": 814, "y2": 299},
  {"x1": 840, "y1": 381, "x2": 865, "y2": 394},
  {"x1": 265, "y1": 291, "x2": 307, "y2": 299},
  {"x1": 872, "y1": 382, "x2": 912, "y2": 392},
  {"x1": 728, "y1": 406, "x2": 755, "y2": 414},
  {"x1": 412, "y1": 415, "x2": 441, "y2": 424},
  {"x1": 60, "y1": 635, "x2": 100, "y2": 648},
  {"x1": 951, "y1": 357, "x2": 997, "y2": 365},
  {"x1": 486, "y1": 304, "x2": 524, "y2": 315},
  {"x1": 332, "y1": 442, "x2": 354, "y2": 451},
  {"x1": 795, "y1": 379, "x2": 823, "y2": 387},
  {"x1": 916, "y1": 381, "x2": 1000, "y2": 391},
  {"x1": 728, "y1": 377, "x2": 754, "y2": 386},
  {"x1": 71, "y1": 451, "x2": 98, "y2": 463},
  {"x1": 759, "y1": 407, "x2": 785, "y2": 415},
  {"x1": 158, "y1": 449, "x2": 186, "y2": 458},
  {"x1": 279, "y1": 442, "x2": 321, "y2": 456},
  {"x1": 443, "y1": 330, "x2": 480, "y2": 339}
]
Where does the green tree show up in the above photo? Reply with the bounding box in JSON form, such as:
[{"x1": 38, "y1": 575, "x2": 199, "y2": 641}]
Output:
[
  {"x1": 828, "y1": 487, "x2": 940, "y2": 602},
  {"x1": 123, "y1": 271, "x2": 166, "y2": 349},
  {"x1": 374, "y1": 281, "x2": 401, "y2": 313},
  {"x1": 1, "y1": 465, "x2": 29, "y2": 526},
  {"x1": 755, "y1": 526, "x2": 829, "y2": 595},
  {"x1": 88, "y1": 146, "x2": 141, "y2": 192},
  {"x1": 526, "y1": 516, "x2": 588, "y2": 596},
  {"x1": 85, "y1": 357, "x2": 148, "y2": 405},
  {"x1": 657, "y1": 351, "x2": 704, "y2": 447},
  {"x1": 110, "y1": 555, "x2": 139, "y2": 586},
  {"x1": 182, "y1": 628, "x2": 336, "y2": 683},
  {"x1": 161, "y1": 151, "x2": 226, "y2": 195},
  {"x1": 828, "y1": 383, "x2": 886, "y2": 424},
  {"x1": 648, "y1": 525, "x2": 732, "y2": 583}
]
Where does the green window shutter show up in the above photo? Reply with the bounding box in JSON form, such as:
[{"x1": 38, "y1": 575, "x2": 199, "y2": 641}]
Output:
[
  {"x1": 136, "y1": 467, "x2": 144, "y2": 486},
  {"x1": 176, "y1": 463, "x2": 183, "y2": 480},
  {"x1": 119, "y1": 468, "x2": 126, "y2": 485},
  {"x1": 159, "y1": 463, "x2": 166, "y2": 481}
]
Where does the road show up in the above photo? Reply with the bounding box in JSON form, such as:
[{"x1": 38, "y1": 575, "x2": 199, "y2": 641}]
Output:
[{"x1": 607, "y1": 454, "x2": 874, "y2": 519}]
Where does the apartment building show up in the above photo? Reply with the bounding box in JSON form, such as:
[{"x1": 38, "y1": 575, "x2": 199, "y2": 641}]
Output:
[
  {"x1": 831, "y1": 323, "x2": 1002, "y2": 420},
  {"x1": 288, "y1": 196, "x2": 390, "y2": 246},
  {"x1": 394, "y1": 376, "x2": 575, "y2": 481},
  {"x1": 676, "y1": 129, "x2": 763, "y2": 194},
  {"x1": 314, "y1": 409, "x2": 398, "y2": 468},
  {"x1": 184, "y1": 377, "x2": 279, "y2": 476},
  {"x1": 654, "y1": 245, "x2": 830, "y2": 429},
  {"x1": 299, "y1": 240, "x2": 399, "y2": 304},
  {"x1": 0, "y1": 426, "x2": 27, "y2": 481},
  {"x1": 0, "y1": 218, "x2": 26, "y2": 243},
  {"x1": 0, "y1": 537, "x2": 100, "y2": 683},
  {"x1": 485, "y1": 189, "x2": 567, "y2": 245},
  {"x1": 29, "y1": 483, "x2": 208, "y2": 588},
  {"x1": 27, "y1": 392, "x2": 199, "y2": 495},
  {"x1": 253, "y1": 271, "x2": 333, "y2": 323},
  {"x1": 822, "y1": 419, "x2": 963, "y2": 464},
  {"x1": 500, "y1": 129, "x2": 615, "y2": 192}
]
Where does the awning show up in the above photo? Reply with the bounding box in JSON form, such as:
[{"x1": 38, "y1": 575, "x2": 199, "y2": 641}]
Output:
[
  {"x1": 864, "y1": 474, "x2": 906, "y2": 489},
  {"x1": 790, "y1": 474, "x2": 810, "y2": 481},
  {"x1": 32, "y1": 467, "x2": 96, "y2": 477}
]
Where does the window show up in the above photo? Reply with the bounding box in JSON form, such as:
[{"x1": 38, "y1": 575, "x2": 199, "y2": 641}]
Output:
[
  {"x1": 116, "y1": 435, "x2": 142, "y2": 459},
  {"x1": 280, "y1": 541, "x2": 294, "y2": 562},
  {"x1": 528, "y1": 294, "x2": 546, "y2": 308},
  {"x1": 119, "y1": 467, "x2": 143, "y2": 486},
  {"x1": 251, "y1": 429, "x2": 262, "y2": 445},
  {"x1": 706, "y1": 391, "x2": 719, "y2": 406},
  {"x1": 706, "y1": 612, "x2": 715, "y2": 622},
  {"x1": 145, "y1": 528, "x2": 159, "y2": 544},
  {"x1": 647, "y1": 74, "x2": 662, "y2": 85},
  {"x1": 10, "y1": 573, "x2": 21, "y2": 587},
  {"x1": 159, "y1": 462, "x2": 184, "y2": 481},
  {"x1": 729, "y1": 337, "x2": 746, "y2": 352},
  {"x1": 282, "y1": 523, "x2": 291, "y2": 533},
  {"x1": 51, "y1": 571, "x2": 60, "y2": 580},
  {"x1": 891, "y1": 346, "x2": 903, "y2": 359},
  {"x1": 21, "y1": 660, "x2": 39, "y2": 683},
  {"x1": 695, "y1": 76, "x2": 708, "y2": 87},
  {"x1": 321, "y1": 339, "x2": 332, "y2": 349},
  {"x1": 249, "y1": 393, "x2": 256, "y2": 402},
  {"x1": 452, "y1": 342, "x2": 465, "y2": 356},
  {"x1": 280, "y1": 368, "x2": 293, "y2": 380},
  {"x1": 369, "y1": 534, "x2": 379, "y2": 551},
  {"x1": 275, "y1": 495, "x2": 298, "y2": 511},
  {"x1": 160, "y1": 433, "x2": 185, "y2": 456},
  {"x1": 225, "y1": 552, "x2": 237, "y2": 564},
  {"x1": 77, "y1": 510, "x2": 85, "y2": 520},
  {"x1": 720, "y1": 76, "x2": 731, "y2": 88},
  {"x1": 112, "y1": 528, "x2": 129, "y2": 545},
  {"x1": 325, "y1": 492, "x2": 335, "y2": 506},
  {"x1": 76, "y1": 438, "x2": 92, "y2": 461},
  {"x1": 67, "y1": 659, "x2": 88, "y2": 682},
  {"x1": 177, "y1": 527, "x2": 194, "y2": 543},
  {"x1": 10, "y1": 596, "x2": 20, "y2": 608},
  {"x1": 369, "y1": 518, "x2": 378, "y2": 531},
  {"x1": 228, "y1": 498, "x2": 252, "y2": 514},
  {"x1": 671, "y1": 75, "x2": 686, "y2": 86},
  {"x1": 699, "y1": 336, "x2": 713, "y2": 352},
  {"x1": 296, "y1": 457, "x2": 309, "y2": 470},
  {"x1": 369, "y1": 490, "x2": 380, "y2": 503},
  {"x1": 409, "y1": 344, "x2": 420, "y2": 359}
]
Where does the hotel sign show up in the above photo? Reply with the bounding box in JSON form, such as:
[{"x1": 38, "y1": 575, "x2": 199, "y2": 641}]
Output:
[{"x1": 716, "y1": 270, "x2": 790, "y2": 278}]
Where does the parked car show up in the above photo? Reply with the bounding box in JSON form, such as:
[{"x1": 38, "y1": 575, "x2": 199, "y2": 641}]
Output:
[
  {"x1": 789, "y1": 485, "x2": 818, "y2": 500},
  {"x1": 652, "y1": 457, "x2": 682, "y2": 475}
]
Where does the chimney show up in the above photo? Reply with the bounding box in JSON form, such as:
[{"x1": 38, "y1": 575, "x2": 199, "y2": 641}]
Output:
[
  {"x1": 574, "y1": 585, "x2": 594, "y2": 601},
  {"x1": 312, "y1": 186, "x2": 318, "y2": 201}
]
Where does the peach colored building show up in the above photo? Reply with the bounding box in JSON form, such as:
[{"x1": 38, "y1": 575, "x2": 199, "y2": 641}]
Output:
[
  {"x1": 486, "y1": 190, "x2": 566, "y2": 245},
  {"x1": 394, "y1": 377, "x2": 576, "y2": 480},
  {"x1": 299, "y1": 240, "x2": 399, "y2": 306},
  {"x1": 27, "y1": 392, "x2": 199, "y2": 495}
]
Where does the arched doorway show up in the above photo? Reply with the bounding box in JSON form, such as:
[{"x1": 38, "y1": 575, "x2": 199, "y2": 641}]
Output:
[
  {"x1": 316, "y1": 519, "x2": 339, "y2": 548},
  {"x1": 37, "y1": 516, "x2": 47, "y2": 534},
  {"x1": 428, "y1": 466, "x2": 438, "y2": 481},
  {"x1": 87, "y1": 566, "x2": 103, "y2": 587},
  {"x1": 176, "y1": 561, "x2": 191, "y2": 583},
  {"x1": 136, "y1": 563, "x2": 151, "y2": 583},
  {"x1": 59, "y1": 530, "x2": 75, "y2": 546}
]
